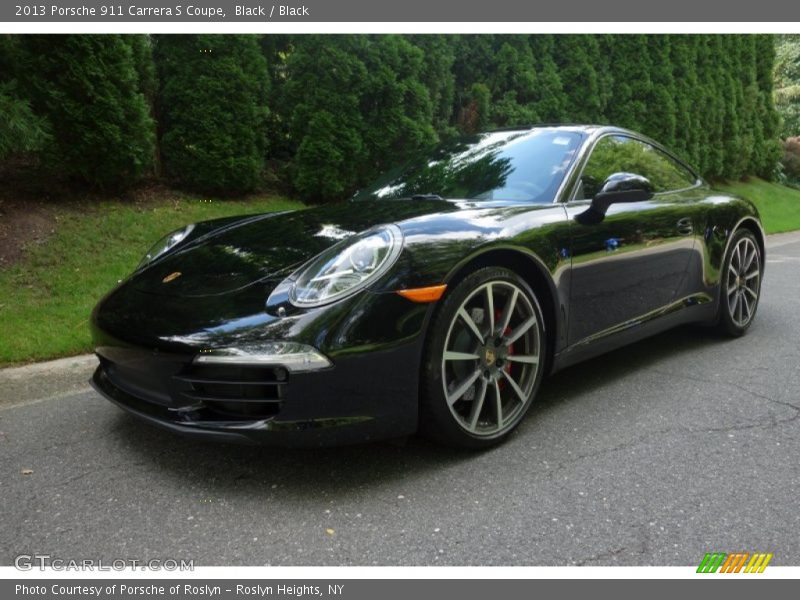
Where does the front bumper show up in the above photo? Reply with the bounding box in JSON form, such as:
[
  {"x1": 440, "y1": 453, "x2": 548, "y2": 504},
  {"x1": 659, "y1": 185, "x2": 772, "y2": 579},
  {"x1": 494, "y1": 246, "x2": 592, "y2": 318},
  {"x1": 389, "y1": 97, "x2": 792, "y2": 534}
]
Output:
[
  {"x1": 91, "y1": 338, "x2": 422, "y2": 447},
  {"x1": 89, "y1": 269, "x2": 431, "y2": 446}
]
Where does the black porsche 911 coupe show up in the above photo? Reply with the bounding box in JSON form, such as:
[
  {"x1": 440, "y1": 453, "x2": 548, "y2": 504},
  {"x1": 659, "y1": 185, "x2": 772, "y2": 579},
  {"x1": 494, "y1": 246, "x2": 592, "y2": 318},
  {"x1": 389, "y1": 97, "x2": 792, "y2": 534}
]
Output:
[{"x1": 91, "y1": 125, "x2": 764, "y2": 448}]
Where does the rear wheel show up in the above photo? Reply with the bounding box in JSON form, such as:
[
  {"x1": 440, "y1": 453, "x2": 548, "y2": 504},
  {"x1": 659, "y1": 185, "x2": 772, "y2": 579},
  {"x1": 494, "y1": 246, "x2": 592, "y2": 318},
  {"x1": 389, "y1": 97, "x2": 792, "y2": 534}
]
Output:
[
  {"x1": 420, "y1": 267, "x2": 546, "y2": 449},
  {"x1": 716, "y1": 229, "x2": 762, "y2": 337}
]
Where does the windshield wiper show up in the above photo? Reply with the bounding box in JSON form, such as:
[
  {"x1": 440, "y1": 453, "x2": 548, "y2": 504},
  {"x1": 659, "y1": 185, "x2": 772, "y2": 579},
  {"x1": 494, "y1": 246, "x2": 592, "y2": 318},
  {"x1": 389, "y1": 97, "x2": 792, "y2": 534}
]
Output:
[{"x1": 411, "y1": 194, "x2": 444, "y2": 201}]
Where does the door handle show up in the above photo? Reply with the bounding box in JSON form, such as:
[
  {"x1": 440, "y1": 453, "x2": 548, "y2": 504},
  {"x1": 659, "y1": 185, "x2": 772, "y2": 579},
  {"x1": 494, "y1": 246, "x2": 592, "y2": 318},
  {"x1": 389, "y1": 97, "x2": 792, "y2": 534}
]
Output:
[{"x1": 676, "y1": 217, "x2": 694, "y2": 235}]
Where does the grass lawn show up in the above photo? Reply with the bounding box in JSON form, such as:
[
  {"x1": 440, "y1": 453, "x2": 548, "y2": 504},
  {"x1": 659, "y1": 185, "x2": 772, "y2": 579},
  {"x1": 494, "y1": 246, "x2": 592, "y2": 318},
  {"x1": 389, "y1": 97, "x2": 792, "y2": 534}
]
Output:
[
  {"x1": 717, "y1": 177, "x2": 800, "y2": 234},
  {"x1": 0, "y1": 194, "x2": 303, "y2": 366}
]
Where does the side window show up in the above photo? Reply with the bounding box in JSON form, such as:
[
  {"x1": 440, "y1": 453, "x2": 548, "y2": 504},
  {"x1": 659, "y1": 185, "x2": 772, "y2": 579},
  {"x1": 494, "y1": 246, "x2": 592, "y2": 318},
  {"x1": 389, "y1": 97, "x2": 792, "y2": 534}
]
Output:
[{"x1": 575, "y1": 135, "x2": 696, "y2": 200}]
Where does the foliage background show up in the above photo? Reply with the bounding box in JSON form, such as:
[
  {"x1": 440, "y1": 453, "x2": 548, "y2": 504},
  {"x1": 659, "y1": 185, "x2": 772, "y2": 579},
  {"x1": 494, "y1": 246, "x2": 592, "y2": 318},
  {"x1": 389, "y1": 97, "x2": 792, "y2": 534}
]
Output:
[
  {"x1": 0, "y1": 34, "x2": 791, "y2": 200},
  {"x1": 2, "y1": 34, "x2": 800, "y2": 366},
  {"x1": 774, "y1": 35, "x2": 800, "y2": 185}
]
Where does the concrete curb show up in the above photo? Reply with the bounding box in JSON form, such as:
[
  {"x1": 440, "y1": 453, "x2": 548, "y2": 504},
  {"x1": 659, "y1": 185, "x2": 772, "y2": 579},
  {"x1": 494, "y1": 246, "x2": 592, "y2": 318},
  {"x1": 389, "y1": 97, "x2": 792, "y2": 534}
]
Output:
[
  {"x1": 0, "y1": 354, "x2": 97, "y2": 407},
  {"x1": 765, "y1": 229, "x2": 800, "y2": 249},
  {"x1": 2, "y1": 231, "x2": 799, "y2": 408}
]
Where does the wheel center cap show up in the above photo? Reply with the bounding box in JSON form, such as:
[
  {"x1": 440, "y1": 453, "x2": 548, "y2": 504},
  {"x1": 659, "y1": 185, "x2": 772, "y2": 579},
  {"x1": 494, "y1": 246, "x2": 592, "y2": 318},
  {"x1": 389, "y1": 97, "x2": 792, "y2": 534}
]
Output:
[{"x1": 484, "y1": 348, "x2": 496, "y2": 367}]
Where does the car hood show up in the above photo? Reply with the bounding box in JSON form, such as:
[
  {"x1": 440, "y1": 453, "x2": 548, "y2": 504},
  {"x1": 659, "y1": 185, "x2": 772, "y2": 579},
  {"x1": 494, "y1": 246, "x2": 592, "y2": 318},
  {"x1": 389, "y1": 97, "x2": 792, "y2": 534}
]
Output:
[{"x1": 129, "y1": 199, "x2": 466, "y2": 298}]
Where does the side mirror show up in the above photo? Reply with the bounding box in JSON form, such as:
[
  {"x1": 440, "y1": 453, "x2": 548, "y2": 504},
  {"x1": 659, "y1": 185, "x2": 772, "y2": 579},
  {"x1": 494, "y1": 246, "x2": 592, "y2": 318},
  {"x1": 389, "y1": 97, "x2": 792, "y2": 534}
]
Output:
[{"x1": 575, "y1": 172, "x2": 654, "y2": 225}]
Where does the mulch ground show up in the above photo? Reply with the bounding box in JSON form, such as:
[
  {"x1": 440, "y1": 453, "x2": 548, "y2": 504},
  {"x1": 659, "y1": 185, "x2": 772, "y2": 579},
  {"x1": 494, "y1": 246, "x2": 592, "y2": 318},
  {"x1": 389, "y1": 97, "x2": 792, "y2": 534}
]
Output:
[
  {"x1": 0, "y1": 160, "x2": 62, "y2": 268},
  {"x1": 0, "y1": 161, "x2": 176, "y2": 268}
]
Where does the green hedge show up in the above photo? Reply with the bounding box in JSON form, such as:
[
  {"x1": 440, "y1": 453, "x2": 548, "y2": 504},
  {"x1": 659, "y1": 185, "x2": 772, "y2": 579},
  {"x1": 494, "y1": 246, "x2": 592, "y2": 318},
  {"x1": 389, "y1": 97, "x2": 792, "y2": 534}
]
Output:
[
  {"x1": 445, "y1": 35, "x2": 780, "y2": 181},
  {"x1": 276, "y1": 34, "x2": 782, "y2": 199},
  {"x1": 0, "y1": 34, "x2": 783, "y2": 197},
  {"x1": 154, "y1": 35, "x2": 270, "y2": 195},
  {"x1": 7, "y1": 35, "x2": 155, "y2": 189}
]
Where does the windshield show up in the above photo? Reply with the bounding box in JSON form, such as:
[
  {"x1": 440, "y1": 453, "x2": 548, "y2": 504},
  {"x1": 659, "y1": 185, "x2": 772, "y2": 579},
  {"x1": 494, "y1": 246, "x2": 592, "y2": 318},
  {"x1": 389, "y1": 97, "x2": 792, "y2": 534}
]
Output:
[{"x1": 353, "y1": 128, "x2": 585, "y2": 203}]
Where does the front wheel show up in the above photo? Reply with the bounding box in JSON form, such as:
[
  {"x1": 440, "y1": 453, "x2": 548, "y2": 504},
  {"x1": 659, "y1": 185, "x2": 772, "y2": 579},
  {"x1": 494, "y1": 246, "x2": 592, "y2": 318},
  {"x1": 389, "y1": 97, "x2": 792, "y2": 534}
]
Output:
[{"x1": 420, "y1": 267, "x2": 546, "y2": 449}]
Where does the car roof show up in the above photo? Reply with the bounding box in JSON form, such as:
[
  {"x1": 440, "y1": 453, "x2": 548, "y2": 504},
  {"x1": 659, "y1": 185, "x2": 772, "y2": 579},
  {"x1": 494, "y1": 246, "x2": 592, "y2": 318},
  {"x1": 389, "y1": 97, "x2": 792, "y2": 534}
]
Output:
[
  {"x1": 484, "y1": 123, "x2": 701, "y2": 183},
  {"x1": 487, "y1": 124, "x2": 621, "y2": 135},
  {"x1": 489, "y1": 124, "x2": 687, "y2": 159}
]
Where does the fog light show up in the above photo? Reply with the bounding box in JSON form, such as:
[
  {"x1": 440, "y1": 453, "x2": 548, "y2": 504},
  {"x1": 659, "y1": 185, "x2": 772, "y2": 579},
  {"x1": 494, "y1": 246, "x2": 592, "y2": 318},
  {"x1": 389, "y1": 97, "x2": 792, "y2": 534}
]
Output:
[{"x1": 194, "y1": 342, "x2": 332, "y2": 373}]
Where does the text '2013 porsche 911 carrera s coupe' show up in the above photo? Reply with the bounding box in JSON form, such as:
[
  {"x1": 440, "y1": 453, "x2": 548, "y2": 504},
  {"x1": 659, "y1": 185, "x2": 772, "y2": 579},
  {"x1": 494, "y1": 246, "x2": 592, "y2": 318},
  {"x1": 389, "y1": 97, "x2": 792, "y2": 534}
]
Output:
[{"x1": 91, "y1": 125, "x2": 765, "y2": 448}]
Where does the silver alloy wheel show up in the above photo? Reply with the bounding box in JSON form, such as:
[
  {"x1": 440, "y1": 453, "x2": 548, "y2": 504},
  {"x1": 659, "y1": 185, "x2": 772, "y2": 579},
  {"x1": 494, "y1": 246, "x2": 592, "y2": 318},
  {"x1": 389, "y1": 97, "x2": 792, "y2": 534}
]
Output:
[
  {"x1": 441, "y1": 281, "x2": 542, "y2": 436},
  {"x1": 726, "y1": 236, "x2": 761, "y2": 328}
]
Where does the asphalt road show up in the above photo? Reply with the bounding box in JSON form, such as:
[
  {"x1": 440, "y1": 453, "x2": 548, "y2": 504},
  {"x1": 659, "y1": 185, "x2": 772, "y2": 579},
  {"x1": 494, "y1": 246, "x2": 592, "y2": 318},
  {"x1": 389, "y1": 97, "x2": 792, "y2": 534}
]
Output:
[{"x1": 2, "y1": 233, "x2": 799, "y2": 567}]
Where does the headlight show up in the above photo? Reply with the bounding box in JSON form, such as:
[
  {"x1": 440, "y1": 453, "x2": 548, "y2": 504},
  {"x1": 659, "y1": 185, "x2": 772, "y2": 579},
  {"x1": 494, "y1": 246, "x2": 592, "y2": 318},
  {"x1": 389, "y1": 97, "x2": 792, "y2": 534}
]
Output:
[
  {"x1": 290, "y1": 224, "x2": 403, "y2": 307},
  {"x1": 137, "y1": 224, "x2": 195, "y2": 270}
]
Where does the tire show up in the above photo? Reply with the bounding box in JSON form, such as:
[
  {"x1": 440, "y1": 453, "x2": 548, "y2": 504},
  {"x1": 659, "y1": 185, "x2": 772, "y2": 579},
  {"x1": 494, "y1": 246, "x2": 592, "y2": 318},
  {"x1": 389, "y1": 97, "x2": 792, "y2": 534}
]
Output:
[
  {"x1": 420, "y1": 267, "x2": 546, "y2": 449},
  {"x1": 716, "y1": 229, "x2": 762, "y2": 337}
]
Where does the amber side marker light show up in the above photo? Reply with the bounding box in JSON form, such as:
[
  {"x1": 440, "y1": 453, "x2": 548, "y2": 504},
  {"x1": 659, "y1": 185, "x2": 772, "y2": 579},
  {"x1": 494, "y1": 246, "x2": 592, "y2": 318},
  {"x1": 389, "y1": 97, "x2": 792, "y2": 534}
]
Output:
[{"x1": 396, "y1": 284, "x2": 447, "y2": 303}]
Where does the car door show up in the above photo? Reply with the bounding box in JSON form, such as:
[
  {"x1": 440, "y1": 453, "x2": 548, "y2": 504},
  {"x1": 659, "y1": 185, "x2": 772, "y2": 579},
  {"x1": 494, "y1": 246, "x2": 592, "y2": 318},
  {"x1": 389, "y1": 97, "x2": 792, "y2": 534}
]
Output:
[{"x1": 563, "y1": 134, "x2": 701, "y2": 346}]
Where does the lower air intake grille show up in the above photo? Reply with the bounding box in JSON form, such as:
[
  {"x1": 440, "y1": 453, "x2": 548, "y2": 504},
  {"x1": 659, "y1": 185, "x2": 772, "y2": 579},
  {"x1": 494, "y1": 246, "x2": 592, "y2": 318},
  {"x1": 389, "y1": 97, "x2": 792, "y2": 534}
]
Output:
[{"x1": 172, "y1": 364, "x2": 288, "y2": 419}]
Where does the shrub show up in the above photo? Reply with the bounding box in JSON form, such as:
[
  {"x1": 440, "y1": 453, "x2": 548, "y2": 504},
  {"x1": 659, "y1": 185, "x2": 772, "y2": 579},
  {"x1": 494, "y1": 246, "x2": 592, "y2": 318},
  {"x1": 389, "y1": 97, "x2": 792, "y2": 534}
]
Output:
[
  {"x1": 781, "y1": 137, "x2": 800, "y2": 181},
  {"x1": 155, "y1": 35, "x2": 269, "y2": 195},
  {"x1": 0, "y1": 82, "x2": 49, "y2": 159},
  {"x1": 16, "y1": 35, "x2": 155, "y2": 189}
]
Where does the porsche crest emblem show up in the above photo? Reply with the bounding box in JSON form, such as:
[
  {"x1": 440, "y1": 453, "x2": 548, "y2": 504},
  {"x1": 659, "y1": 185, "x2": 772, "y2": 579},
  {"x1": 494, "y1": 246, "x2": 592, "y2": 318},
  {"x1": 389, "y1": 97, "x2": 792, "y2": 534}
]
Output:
[
  {"x1": 162, "y1": 271, "x2": 182, "y2": 284},
  {"x1": 484, "y1": 348, "x2": 496, "y2": 366}
]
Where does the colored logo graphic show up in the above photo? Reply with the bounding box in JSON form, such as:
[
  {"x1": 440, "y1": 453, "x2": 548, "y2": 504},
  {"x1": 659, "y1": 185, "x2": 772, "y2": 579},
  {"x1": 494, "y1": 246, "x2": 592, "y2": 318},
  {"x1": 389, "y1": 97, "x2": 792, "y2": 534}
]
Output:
[{"x1": 697, "y1": 552, "x2": 773, "y2": 573}]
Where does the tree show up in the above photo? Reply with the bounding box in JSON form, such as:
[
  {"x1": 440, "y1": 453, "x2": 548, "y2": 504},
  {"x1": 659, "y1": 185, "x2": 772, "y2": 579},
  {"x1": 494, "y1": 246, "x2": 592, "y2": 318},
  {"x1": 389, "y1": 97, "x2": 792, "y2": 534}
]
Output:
[
  {"x1": 260, "y1": 33, "x2": 294, "y2": 164},
  {"x1": 0, "y1": 83, "x2": 49, "y2": 159},
  {"x1": 16, "y1": 35, "x2": 154, "y2": 189},
  {"x1": 283, "y1": 35, "x2": 437, "y2": 201},
  {"x1": 457, "y1": 82, "x2": 491, "y2": 134},
  {"x1": 529, "y1": 36, "x2": 566, "y2": 122},
  {"x1": 774, "y1": 35, "x2": 800, "y2": 138},
  {"x1": 155, "y1": 34, "x2": 269, "y2": 195},
  {"x1": 359, "y1": 36, "x2": 437, "y2": 174},
  {"x1": 642, "y1": 37, "x2": 677, "y2": 149},
  {"x1": 407, "y1": 35, "x2": 457, "y2": 139},
  {"x1": 451, "y1": 35, "x2": 498, "y2": 132},
  {"x1": 293, "y1": 111, "x2": 365, "y2": 200},
  {"x1": 754, "y1": 35, "x2": 782, "y2": 177},
  {"x1": 668, "y1": 35, "x2": 699, "y2": 165},
  {"x1": 281, "y1": 35, "x2": 369, "y2": 201},
  {"x1": 129, "y1": 35, "x2": 157, "y2": 107},
  {"x1": 488, "y1": 36, "x2": 540, "y2": 126},
  {"x1": 720, "y1": 36, "x2": 746, "y2": 180},
  {"x1": 701, "y1": 35, "x2": 727, "y2": 179},
  {"x1": 0, "y1": 37, "x2": 49, "y2": 159},
  {"x1": 554, "y1": 35, "x2": 603, "y2": 123},
  {"x1": 602, "y1": 35, "x2": 654, "y2": 133}
]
